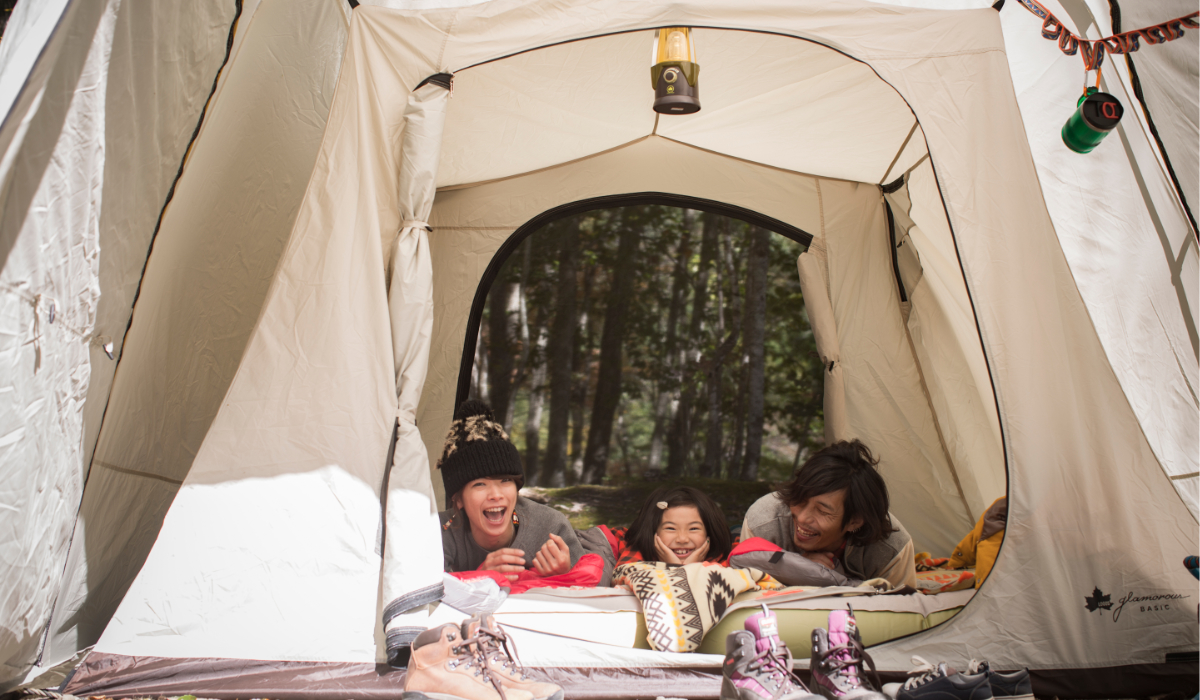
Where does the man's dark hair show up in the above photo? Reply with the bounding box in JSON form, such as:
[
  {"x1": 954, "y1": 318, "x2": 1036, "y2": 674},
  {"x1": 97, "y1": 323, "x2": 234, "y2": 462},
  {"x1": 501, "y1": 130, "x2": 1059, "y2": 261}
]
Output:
[
  {"x1": 780, "y1": 440, "x2": 895, "y2": 547},
  {"x1": 626, "y1": 486, "x2": 733, "y2": 563}
]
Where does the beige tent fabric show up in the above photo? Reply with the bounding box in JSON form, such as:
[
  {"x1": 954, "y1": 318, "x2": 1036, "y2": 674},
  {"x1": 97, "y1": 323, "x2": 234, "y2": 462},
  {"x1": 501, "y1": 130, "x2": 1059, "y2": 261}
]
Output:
[
  {"x1": 795, "y1": 242, "x2": 850, "y2": 444},
  {"x1": 381, "y1": 78, "x2": 450, "y2": 660},
  {"x1": 863, "y1": 40, "x2": 1198, "y2": 672},
  {"x1": 818, "y1": 179, "x2": 972, "y2": 554},
  {"x1": 999, "y1": 3, "x2": 1198, "y2": 517},
  {"x1": 0, "y1": 0, "x2": 118, "y2": 685},
  {"x1": 47, "y1": 0, "x2": 349, "y2": 665},
  {"x1": 885, "y1": 165, "x2": 1005, "y2": 518},
  {"x1": 58, "y1": 0, "x2": 1197, "y2": 676},
  {"x1": 90, "y1": 8, "x2": 422, "y2": 663}
]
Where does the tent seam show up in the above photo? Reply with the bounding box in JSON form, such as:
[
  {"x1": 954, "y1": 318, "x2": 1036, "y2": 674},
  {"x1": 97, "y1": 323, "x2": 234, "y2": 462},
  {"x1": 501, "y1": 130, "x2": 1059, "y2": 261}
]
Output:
[
  {"x1": 91, "y1": 460, "x2": 184, "y2": 486},
  {"x1": 436, "y1": 134, "x2": 653, "y2": 192}
]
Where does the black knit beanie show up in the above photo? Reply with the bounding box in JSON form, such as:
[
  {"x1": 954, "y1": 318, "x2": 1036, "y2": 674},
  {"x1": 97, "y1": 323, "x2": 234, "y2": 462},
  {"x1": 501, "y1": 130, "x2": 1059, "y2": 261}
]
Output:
[{"x1": 438, "y1": 400, "x2": 524, "y2": 503}]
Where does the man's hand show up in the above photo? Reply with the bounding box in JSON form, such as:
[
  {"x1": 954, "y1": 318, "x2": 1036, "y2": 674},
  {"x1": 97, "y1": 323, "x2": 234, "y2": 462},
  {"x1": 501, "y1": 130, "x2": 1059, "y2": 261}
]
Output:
[
  {"x1": 479, "y1": 548, "x2": 526, "y2": 581},
  {"x1": 532, "y1": 533, "x2": 572, "y2": 576},
  {"x1": 801, "y1": 550, "x2": 837, "y2": 570}
]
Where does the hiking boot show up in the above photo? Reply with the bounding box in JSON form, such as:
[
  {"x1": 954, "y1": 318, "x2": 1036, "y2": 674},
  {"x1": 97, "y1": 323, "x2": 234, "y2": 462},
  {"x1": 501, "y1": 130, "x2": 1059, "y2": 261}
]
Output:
[
  {"x1": 810, "y1": 608, "x2": 886, "y2": 700},
  {"x1": 463, "y1": 614, "x2": 563, "y2": 700},
  {"x1": 965, "y1": 660, "x2": 1032, "y2": 700},
  {"x1": 404, "y1": 622, "x2": 534, "y2": 700},
  {"x1": 881, "y1": 657, "x2": 993, "y2": 700},
  {"x1": 721, "y1": 605, "x2": 821, "y2": 700}
]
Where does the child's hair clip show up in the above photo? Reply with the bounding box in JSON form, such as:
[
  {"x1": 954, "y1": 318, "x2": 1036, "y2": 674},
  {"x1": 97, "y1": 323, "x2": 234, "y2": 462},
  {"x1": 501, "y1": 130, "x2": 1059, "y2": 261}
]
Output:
[{"x1": 656, "y1": 501, "x2": 669, "y2": 510}]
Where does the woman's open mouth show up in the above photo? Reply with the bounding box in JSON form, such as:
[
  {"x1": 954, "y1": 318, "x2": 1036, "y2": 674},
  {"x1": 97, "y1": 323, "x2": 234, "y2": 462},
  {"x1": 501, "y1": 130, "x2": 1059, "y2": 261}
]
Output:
[{"x1": 482, "y1": 506, "x2": 508, "y2": 525}]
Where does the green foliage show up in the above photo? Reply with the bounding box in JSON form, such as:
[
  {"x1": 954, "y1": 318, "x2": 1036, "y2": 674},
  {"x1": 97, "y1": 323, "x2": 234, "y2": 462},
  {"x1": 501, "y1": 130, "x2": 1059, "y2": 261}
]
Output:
[{"x1": 477, "y1": 205, "x2": 823, "y2": 485}]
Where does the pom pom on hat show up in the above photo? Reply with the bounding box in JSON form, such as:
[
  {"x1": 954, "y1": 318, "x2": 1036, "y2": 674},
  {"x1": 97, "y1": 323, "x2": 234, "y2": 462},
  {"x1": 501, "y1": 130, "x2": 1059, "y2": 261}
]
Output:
[
  {"x1": 454, "y1": 399, "x2": 495, "y2": 421},
  {"x1": 438, "y1": 399, "x2": 523, "y2": 504}
]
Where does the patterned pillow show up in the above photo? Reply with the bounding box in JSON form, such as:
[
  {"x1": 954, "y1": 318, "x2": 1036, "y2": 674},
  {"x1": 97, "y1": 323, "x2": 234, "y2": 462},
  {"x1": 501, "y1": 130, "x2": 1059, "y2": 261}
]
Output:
[{"x1": 614, "y1": 561, "x2": 772, "y2": 652}]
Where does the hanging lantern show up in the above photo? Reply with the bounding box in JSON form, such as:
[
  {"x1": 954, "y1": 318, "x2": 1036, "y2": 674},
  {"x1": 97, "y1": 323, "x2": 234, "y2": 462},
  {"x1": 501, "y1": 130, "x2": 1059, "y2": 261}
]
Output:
[
  {"x1": 1062, "y1": 88, "x2": 1124, "y2": 154},
  {"x1": 651, "y1": 27, "x2": 700, "y2": 114}
]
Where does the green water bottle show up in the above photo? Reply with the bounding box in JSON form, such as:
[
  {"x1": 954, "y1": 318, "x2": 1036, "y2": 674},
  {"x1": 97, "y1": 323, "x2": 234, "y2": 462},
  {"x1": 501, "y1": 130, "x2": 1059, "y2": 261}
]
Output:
[{"x1": 1062, "y1": 88, "x2": 1124, "y2": 154}]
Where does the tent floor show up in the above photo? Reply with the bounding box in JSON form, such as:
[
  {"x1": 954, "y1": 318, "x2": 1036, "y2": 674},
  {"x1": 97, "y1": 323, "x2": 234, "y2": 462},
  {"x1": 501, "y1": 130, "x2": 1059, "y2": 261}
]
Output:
[{"x1": 60, "y1": 652, "x2": 1198, "y2": 699}]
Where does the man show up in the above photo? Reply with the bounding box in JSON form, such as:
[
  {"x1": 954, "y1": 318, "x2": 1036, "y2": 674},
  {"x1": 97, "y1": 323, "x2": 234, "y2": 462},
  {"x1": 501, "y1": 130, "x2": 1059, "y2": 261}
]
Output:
[{"x1": 741, "y1": 440, "x2": 917, "y2": 588}]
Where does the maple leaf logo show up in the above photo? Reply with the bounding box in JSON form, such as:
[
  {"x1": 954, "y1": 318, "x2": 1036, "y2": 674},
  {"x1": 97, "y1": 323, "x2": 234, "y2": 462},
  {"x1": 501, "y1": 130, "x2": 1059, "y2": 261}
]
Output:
[{"x1": 1085, "y1": 587, "x2": 1112, "y2": 612}]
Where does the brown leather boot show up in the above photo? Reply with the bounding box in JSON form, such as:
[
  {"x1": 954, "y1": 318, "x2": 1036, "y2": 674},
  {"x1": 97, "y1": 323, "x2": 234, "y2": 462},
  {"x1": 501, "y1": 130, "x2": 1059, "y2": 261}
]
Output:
[
  {"x1": 404, "y1": 622, "x2": 535, "y2": 700},
  {"x1": 462, "y1": 615, "x2": 564, "y2": 700}
]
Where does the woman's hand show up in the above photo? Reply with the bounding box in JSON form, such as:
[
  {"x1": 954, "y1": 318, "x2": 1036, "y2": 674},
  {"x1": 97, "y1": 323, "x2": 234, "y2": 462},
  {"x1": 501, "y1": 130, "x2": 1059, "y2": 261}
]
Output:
[
  {"x1": 532, "y1": 533, "x2": 572, "y2": 576},
  {"x1": 801, "y1": 550, "x2": 837, "y2": 570},
  {"x1": 479, "y1": 548, "x2": 526, "y2": 581}
]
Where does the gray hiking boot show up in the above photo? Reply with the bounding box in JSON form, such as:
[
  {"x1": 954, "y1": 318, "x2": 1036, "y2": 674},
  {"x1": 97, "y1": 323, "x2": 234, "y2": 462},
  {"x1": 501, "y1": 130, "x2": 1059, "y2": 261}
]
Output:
[
  {"x1": 721, "y1": 605, "x2": 821, "y2": 700},
  {"x1": 810, "y1": 608, "x2": 887, "y2": 700}
]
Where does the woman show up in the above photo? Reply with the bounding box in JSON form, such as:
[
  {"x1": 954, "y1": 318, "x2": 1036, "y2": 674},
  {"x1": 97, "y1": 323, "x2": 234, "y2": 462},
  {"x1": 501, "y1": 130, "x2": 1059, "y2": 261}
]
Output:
[{"x1": 438, "y1": 400, "x2": 583, "y2": 580}]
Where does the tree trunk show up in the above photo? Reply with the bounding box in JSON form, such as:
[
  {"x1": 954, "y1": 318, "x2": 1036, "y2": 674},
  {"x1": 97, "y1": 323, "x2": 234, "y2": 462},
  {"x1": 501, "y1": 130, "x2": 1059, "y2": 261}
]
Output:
[
  {"x1": 569, "y1": 266, "x2": 595, "y2": 485},
  {"x1": 740, "y1": 226, "x2": 770, "y2": 481},
  {"x1": 488, "y1": 282, "x2": 515, "y2": 427},
  {"x1": 692, "y1": 214, "x2": 723, "y2": 477},
  {"x1": 582, "y1": 218, "x2": 641, "y2": 483},
  {"x1": 648, "y1": 215, "x2": 694, "y2": 472},
  {"x1": 728, "y1": 231, "x2": 746, "y2": 472},
  {"x1": 506, "y1": 241, "x2": 535, "y2": 432},
  {"x1": 472, "y1": 326, "x2": 489, "y2": 403},
  {"x1": 524, "y1": 339, "x2": 548, "y2": 486},
  {"x1": 666, "y1": 211, "x2": 710, "y2": 477},
  {"x1": 543, "y1": 221, "x2": 579, "y2": 486}
]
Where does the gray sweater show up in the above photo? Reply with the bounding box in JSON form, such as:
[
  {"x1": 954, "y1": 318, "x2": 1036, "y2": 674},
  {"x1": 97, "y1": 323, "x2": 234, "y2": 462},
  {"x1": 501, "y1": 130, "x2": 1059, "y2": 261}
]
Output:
[
  {"x1": 440, "y1": 496, "x2": 584, "y2": 573},
  {"x1": 741, "y1": 492, "x2": 917, "y2": 587}
]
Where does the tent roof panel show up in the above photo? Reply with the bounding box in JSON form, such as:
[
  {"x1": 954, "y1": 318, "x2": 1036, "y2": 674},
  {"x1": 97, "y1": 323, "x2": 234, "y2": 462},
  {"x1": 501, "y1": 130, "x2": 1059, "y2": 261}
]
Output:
[
  {"x1": 438, "y1": 31, "x2": 656, "y2": 187},
  {"x1": 657, "y1": 29, "x2": 917, "y2": 184}
]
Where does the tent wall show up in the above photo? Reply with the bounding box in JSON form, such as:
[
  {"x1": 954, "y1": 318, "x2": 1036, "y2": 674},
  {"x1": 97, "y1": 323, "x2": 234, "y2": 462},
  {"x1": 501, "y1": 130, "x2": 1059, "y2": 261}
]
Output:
[
  {"x1": 862, "y1": 28, "x2": 1198, "y2": 671},
  {"x1": 88, "y1": 4, "x2": 435, "y2": 663},
  {"x1": 43, "y1": 0, "x2": 349, "y2": 672},
  {"x1": 0, "y1": 0, "x2": 120, "y2": 689},
  {"x1": 1110, "y1": 0, "x2": 1199, "y2": 225},
  {"x1": 886, "y1": 160, "x2": 1007, "y2": 518},
  {"x1": 1000, "y1": 1, "x2": 1199, "y2": 515}
]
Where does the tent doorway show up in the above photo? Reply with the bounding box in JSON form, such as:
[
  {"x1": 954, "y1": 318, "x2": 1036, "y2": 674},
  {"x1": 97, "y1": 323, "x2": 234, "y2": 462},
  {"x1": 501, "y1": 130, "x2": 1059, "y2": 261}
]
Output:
[{"x1": 457, "y1": 198, "x2": 820, "y2": 491}]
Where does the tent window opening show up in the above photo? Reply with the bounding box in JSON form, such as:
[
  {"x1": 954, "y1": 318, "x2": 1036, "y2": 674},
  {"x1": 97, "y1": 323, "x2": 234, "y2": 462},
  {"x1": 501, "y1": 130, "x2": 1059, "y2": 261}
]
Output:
[{"x1": 458, "y1": 202, "x2": 822, "y2": 489}]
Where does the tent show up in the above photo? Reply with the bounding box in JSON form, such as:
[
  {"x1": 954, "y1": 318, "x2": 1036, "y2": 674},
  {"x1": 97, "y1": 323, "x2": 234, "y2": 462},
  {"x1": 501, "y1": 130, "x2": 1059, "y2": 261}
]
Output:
[{"x1": 1, "y1": 0, "x2": 1196, "y2": 696}]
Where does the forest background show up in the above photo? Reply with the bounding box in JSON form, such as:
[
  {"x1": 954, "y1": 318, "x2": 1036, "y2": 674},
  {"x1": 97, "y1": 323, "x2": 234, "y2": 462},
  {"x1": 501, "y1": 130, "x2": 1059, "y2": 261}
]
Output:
[{"x1": 467, "y1": 206, "x2": 826, "y2": 528}]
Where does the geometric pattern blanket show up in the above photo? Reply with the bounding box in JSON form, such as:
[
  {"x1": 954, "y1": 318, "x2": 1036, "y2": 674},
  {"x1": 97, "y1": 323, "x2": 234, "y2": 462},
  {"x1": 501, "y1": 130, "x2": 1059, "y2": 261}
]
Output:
[{"x1": 614, "y1": 561, "x2": 780, "y2": 652}]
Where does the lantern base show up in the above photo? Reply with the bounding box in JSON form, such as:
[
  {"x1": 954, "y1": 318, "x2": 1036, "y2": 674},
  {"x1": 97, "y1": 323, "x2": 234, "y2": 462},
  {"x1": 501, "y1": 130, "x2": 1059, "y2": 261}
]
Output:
[{"x1": 654, "y1": 93, "x2": 701, "y2": 114}]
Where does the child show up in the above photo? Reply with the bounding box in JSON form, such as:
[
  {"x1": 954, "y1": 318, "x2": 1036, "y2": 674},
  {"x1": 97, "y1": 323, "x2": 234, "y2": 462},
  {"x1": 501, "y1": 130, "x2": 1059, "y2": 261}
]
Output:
[
  {"x1": 438, "y1": 400, "x2": 583, "y2": 580},
  {"x1": 619, "y1": 486, "x2": 733, "y2": 565}
]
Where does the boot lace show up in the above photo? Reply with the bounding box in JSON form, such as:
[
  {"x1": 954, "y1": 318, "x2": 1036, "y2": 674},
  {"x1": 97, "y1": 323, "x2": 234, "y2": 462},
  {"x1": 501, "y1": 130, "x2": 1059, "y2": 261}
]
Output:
[
  {"x1": 476, "y1": 623, "x2": 528, "y2": 681},
  {"x1": 451, "y1": 636, "x2": 509, "y2": 700},
  {"x1": 818, "y1": 631, "x2": 881, "y2": 690},
  {"x1": 898, "y1": 656, "x2": 947, "y2": 691},
  {"x1": 745, "y1": 643, "x2": 806, "y2": 697}
]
